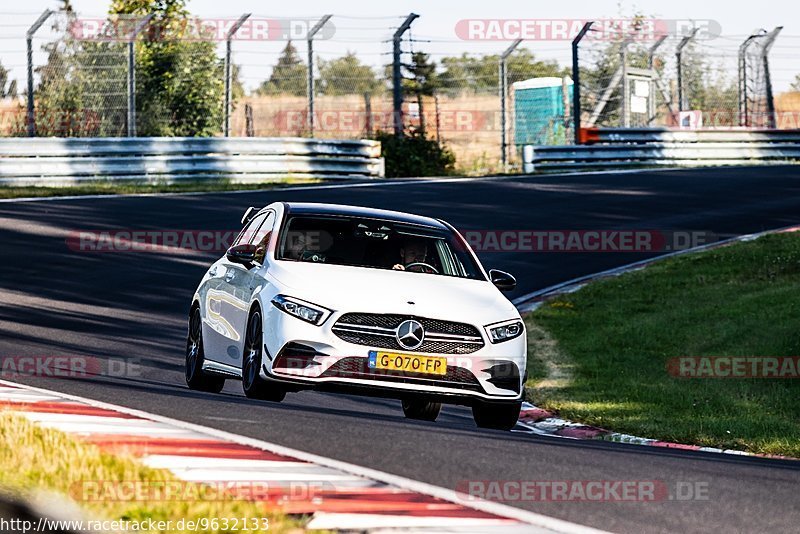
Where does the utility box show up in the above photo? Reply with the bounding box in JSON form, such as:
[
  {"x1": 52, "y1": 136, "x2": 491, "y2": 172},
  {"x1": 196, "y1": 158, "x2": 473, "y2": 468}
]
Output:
[{"x1": 513, "y1": 77, "x2": 573, "y2": 146}]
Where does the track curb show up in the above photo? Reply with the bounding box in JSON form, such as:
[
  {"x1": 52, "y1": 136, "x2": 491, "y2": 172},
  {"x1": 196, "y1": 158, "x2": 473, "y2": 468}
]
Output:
[{"x1": 0, "y1": 379, "x2": 604, "y2": 533}]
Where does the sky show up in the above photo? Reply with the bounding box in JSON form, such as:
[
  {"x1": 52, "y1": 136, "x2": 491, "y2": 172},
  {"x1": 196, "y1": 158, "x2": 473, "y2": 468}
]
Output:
[{"x1": 2, "y1": 0, "x2": 799, "y2": 93}]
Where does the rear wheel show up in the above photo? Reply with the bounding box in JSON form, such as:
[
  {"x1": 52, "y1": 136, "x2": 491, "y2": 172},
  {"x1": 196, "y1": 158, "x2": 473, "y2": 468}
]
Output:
[
  {"x1": 401, "y1": 398, "x2": 442, "y2": 421},
  {"x1": 242, "y1": 308, "x2": 286, "y2": 402},
  {"x1": 472, "y1": 401, "x2": 521, "y2": 431},
  {"x1": 185, "y1": 307, "x2": 225, "y2": 393}
]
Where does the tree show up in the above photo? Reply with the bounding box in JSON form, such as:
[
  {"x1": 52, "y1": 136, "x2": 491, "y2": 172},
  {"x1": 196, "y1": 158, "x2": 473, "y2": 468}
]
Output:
[
  {"x1": 438, "y1": 49, "x2": 566, "y2": 96},
  {"x1": 257, "y1": 41, "x2": 306, "y2": 96},
  {"x1": 403, "y1": 52, "x2": 438, "y2": 134},
  {"x1": 0, "y1": 63, "x2": 17, "y2": 98},
  {"x1": 318, "y1": 52, "x2": 381, "y2": 96},
  {"x1": 31, "y1": 1, "x2": 105, "y2": 136},
  {"x1": 111, "y1": 0, "x2": 225, "y2": 136}
]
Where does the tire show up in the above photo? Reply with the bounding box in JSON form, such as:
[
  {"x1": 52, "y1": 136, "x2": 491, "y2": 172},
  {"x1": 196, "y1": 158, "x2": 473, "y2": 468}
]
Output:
[
  {"x1": 401, "y1": 398, "x2": 442, "y2": 421},
  {"x1": 242, "y1": 308, "x2": 286, "y2": 402},
  {"x1": 472, "y1": 401, "x2": 522, "y2": 431},
  {"x1": 185, "y1": 307, "x2": 225, "y2": 393}
]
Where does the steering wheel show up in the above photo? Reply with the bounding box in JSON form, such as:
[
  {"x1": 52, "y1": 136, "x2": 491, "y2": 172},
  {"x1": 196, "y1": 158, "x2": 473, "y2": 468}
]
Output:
[{"x1": 404, "y1": 262, "x2": 439, "y2": 274}]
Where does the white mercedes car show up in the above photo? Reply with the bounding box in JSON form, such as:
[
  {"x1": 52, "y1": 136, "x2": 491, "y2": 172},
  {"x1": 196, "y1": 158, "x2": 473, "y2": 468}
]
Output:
[{"x1": 186, "y1": 202, "x2": 527, "y2": 430}]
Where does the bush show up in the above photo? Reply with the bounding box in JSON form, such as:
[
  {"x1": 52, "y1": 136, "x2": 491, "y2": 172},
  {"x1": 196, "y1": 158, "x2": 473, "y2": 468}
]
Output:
[{"x1": 374, "y1": 131, "x2": 456, "y2": 177}]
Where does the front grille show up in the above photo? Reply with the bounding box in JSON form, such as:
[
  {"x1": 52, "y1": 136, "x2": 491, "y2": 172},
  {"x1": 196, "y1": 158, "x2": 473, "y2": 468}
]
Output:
[
  {"x1": 331, "y1": 313, "x2": 485, "y2": 354},
  {"x1": 320, "y1": 356, "x2": 483, "y2": 392}
]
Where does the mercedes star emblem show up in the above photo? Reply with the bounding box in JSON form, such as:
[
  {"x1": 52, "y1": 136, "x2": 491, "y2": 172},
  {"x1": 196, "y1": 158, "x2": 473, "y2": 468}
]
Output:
[{"x1": 396, "y1": 319, "x2": 424, "y2": 350}]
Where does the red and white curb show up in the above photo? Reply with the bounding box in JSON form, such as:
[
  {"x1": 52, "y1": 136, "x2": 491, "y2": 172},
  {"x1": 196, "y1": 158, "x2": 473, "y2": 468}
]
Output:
[
  {"x1": 511, "y1": 224, "x2": 800, "y2": 461},
  {"x1": 0, "y1": 380, "x2": 603, "y2": 533},
  {"x1": 513, "y1": 403, "x2": 791, "y2": 460}
]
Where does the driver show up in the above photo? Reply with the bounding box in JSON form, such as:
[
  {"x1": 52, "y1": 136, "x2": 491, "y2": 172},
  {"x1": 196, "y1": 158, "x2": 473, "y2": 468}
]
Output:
[
  {"x1": 285, "y1": 232, "x2": 307, "y2": 260},
  {"x1": 392, "y1": 238, "x2": 429, "y2": 271}
]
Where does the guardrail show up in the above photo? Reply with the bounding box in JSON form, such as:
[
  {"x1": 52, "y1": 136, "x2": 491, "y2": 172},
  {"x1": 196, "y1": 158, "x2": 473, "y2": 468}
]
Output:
[
  {"x1": 0, "y1": 137, "x2": 385, "y2": 186},
  {"x1": 523, "y1": 128, "x2": 800, "y2": 172}
]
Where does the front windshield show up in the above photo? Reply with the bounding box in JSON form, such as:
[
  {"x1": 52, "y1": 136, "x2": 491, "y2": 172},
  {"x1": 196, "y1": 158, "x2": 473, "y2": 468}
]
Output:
[{"x1": 276, "y1": 215, "x2": 485, "y2": 280}]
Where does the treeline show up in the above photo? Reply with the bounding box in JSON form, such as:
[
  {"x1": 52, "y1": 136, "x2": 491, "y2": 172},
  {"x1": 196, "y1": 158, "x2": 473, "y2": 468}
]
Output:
[{"x1": 256, "y1": 41, "x2": 568, "y2": 97}]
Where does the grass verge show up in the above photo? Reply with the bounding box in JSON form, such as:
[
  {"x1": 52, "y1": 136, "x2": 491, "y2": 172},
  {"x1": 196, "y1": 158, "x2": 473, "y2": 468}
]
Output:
[
  {"x1": 0, "y1": 411, "x2": 303, "y2": 533},
  {"x1": 0, "y1": 178, "x2": 324, "y2": 199},
  {"x1": 525, "y1": 231, "x2": 800, "y2": 457}
]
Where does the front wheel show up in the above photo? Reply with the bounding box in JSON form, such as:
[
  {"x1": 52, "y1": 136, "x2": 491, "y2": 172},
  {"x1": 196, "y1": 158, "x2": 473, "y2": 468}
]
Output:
[
  {"x1": 401, "y1": 398, "x2": 441, "y2": 421},
  {"x1": 472, "y1": 401, "x2": 521, "y2": 431},
  {"x1": 242, "y1": 308, "x2": 286, "y2": 402},
  {"x1": 185, "y1": 307, "x2": 225, "y2": 393}
]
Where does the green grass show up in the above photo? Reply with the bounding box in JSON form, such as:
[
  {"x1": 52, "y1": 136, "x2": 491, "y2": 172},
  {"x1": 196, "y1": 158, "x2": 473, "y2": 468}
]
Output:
[
  {"x1": 525, "y1": 232, "x2": 800, "y2": 457},
  {"x1": 0, "y1": 178, "x2": 324, "y2": 199},
  {"x1": 0, "y1": 412, "x2": 304, "y2": 533}
]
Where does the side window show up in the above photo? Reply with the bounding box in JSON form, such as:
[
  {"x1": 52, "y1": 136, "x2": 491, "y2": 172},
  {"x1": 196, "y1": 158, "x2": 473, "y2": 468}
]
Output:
[
  {"x1": 234, "y1": 213, "x2": 267, "y2": 247},
  {"x1": 250, "y1": 212, "x2": 276, "y2": 264}
]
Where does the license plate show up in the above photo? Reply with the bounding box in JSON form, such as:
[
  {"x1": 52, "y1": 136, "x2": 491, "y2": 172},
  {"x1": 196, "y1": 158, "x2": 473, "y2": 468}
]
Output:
[{"x1": 368, "y1": 350, "x2": 447, "y2": 376}]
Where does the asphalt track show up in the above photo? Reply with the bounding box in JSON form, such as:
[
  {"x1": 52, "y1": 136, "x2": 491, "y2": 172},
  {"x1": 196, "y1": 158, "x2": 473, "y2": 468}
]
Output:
[{"x1": 1, "y1": 166, "x2": 800, "y2": 533}]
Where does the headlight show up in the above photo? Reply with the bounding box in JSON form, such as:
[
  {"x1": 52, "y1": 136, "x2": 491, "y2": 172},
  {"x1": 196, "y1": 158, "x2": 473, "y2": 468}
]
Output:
[
  {"x1": 485, "y1": 320, "x2": 524, "y2": 343},
  {"x1": 271, "y1": 295, "x2": 331, "y2": 325}
]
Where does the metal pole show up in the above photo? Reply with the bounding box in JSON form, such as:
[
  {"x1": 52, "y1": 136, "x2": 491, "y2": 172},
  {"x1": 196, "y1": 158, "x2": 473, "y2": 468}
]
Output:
[
  {"x1": 500, "y1": 39, "x2": 522, "y2": 170},
  {"x1": 306, "y1": 14, "x2": 332, "y2": 138},
  {"x1": 647, "y1": 35, "x2": 668, "y2": 123},
  {"x1": 26, "y1": 9, "x2": 53, "y2": 137},
  {"x1": 223, "y1": 13, "x2": 251, "y2": 137},
  {"x1": 676, "y1": 28, "x2": 698, "y2": 112},
  {"x1": 392, "y1": 13, "x2": 419, "y2": 136},
  {"x1": 760, "y1": 26, "x2": 782, "y2": 129},
  {"x1": 738, "y1": 31, "x2": 763, "y2": 127},
  {"x1": 127, "y1": 14, "x2": 154, "y2": 137},
  {"x1": 620, "y1": 41, "x2": 629, "y2": 127},
  {"x1": 562, "y1": 75, "x2": 571, "y2": 130},
  {"x1": 572, "y1": 22, "x2": 593, "y2": 144}
]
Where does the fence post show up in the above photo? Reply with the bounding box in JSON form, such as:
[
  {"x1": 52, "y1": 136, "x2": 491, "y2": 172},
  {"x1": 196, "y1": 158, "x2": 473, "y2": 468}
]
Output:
[
  {"x1": 364, "y1": 92, "x2": 373, "y2": 137},
  {"x1": 306, "y1": 14, "x2": 332, "y2": 138},
  {"x1": 126, "y1": 14, "x2": 154, "y2": 137},
  {"x1": 571, "y1": 22, "x2": 593, "y2": 144},
  {"x1": 676, "y1": 28, "x2": 698, "y2": 112},
  {"x1": 500, "y1": 39, "x2": 522, "y2": 170},
  {"x1": 223, "y1": 13, "x2": 251, "y2": 137},
  {"x1": 737, "y1": 31, "x2": 763, "y2": 127},
  {"x1": 646, "y1": 35, "x2": 667, "y2": 124},
  {"x1": 392, "y1": 13, "x2": 419, "y2": 136},
  {"x1": 244, "y1": 103, "x2": 254, "y2": 137},
  {"x1": 620, "y1": 40, "x2": 629, "y2": 127},
  {"x1": 760, "y1": 26, "x2": 782, "y2": 129},
  {"x1": 25, "y1": 9, "x2": 53, "y2": 137}
]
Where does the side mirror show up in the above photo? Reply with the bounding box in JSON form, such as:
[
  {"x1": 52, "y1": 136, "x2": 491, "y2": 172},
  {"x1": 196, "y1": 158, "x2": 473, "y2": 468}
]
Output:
[
  {"x1": 226, "y1": 244, "x2": 256, "y2": 265},
  {"x1": 489, "y1": 269, "x2": 516, "y2": 292}
]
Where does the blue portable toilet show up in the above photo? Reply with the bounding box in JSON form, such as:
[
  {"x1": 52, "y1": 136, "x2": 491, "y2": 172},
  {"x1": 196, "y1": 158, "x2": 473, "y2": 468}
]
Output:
[{"x1": 513, "y1": 77, "x2": 573, "y2": 146}]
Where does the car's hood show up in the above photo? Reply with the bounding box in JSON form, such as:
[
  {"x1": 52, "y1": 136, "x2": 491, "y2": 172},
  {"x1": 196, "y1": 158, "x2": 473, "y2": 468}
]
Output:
[{"x1": 265, "y1": 261, "x2": 520, "y2": 324}]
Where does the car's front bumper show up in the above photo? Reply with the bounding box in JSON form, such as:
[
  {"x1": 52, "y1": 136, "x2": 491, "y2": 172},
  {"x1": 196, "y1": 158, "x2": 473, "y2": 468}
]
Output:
[{"x1": 261, "y1": 305, "x2": 526, "y2": 403}]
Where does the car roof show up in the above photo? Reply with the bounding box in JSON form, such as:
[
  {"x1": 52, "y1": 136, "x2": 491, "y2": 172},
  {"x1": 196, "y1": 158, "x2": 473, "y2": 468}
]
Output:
[{"x1": 281, "y1": 202, "x2": 449, "y2": 231}]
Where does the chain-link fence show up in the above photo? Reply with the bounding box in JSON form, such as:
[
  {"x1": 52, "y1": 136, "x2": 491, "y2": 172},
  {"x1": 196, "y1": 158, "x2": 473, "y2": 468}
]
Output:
[
  {"x1": 1, "y1": 10, "x2": 799, "y2": 174},
  {"x1": 575, "y1": 21, "x2": 795, "y2": 134}
]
